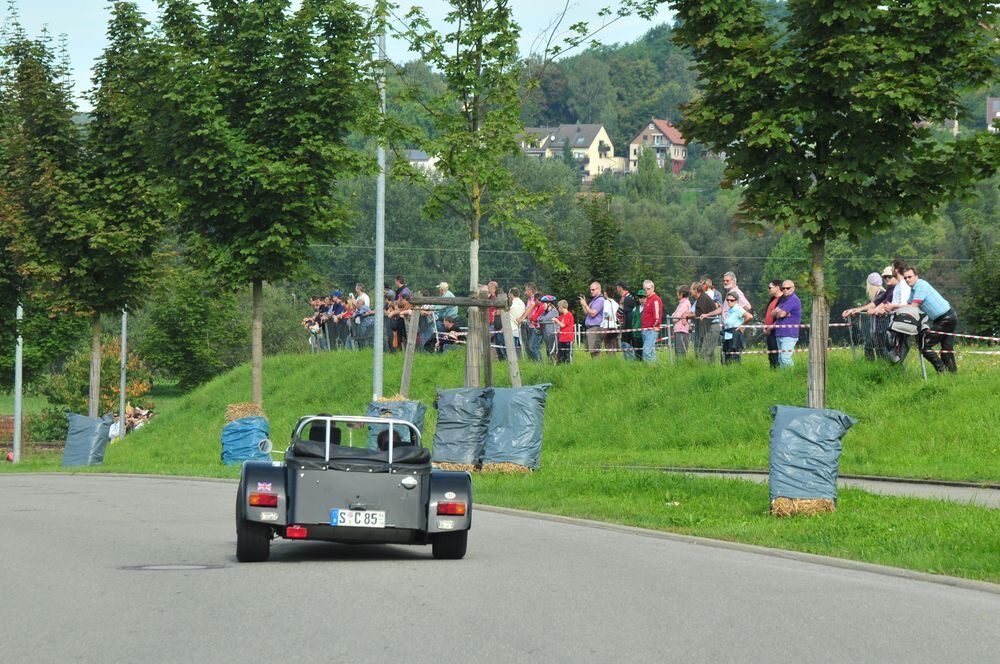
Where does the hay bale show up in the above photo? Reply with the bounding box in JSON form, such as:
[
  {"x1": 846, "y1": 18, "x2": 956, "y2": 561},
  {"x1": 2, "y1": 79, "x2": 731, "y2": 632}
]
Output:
[
  {"x1": 770, "y1": 497, "x2": 835, "y2": 517},
  {"x1": 481, "y1": 462, "x2": 532, "y2": 474},
  {"x1": 376, "y1": 394, "x2": 410, "y2": 403},
  {"x1": 226, "y1": 403, "x2": 266, "y2": 423},
  {"x1": 432, "y1": 462, "x2": 477, "y2": 472}
]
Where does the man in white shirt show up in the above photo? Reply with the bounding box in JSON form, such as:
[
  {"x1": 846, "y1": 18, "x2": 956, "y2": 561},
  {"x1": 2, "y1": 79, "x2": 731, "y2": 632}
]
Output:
[
  {"x1": 507, "y1": 287, "x2": 525, "y2": 358},
  {"x1": 600, "y1": 287, "x2": 620, "y2": 351}
]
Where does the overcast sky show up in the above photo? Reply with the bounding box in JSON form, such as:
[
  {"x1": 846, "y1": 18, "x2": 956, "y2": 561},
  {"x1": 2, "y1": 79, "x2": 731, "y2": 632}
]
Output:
[{"x1": 5, "y1": 1, "x2": 672, "y2": 110}]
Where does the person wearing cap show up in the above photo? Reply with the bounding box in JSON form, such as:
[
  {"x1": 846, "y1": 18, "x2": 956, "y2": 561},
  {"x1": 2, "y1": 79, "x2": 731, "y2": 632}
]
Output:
[
  {"x1": 842, "y1": 272, "x2": 885, "y2": 361},
  {"x1": 522, "y1": 283, "x2": 546, "y2": 362},
  {"x1": 352, "y1": 283, "x2": 374, "y2": 348},
  {"x1": 843, "y1": 267, "x2": 904, "y2": 363},
  {"x1": 425, "y1": 282, "x2": 458, "y2": 340},
  {"x1": 633, "y1": 288, "x2": 647, "y2": 362},
  {"x1": 537, "y1": 295, "x2": 559, "y2": 363},
  {"x1": 616, "y1": 282, "x2": 638, "y2": 359}
]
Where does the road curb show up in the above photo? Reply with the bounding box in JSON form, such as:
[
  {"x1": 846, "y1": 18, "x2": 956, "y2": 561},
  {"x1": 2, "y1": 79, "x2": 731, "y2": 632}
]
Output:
[
  {"x1": 613, "y1": 465, "x2": 1000, "y2": 490},
  {"x1": 476, "y1": 504, "x2": 1000, "y2": 596}
]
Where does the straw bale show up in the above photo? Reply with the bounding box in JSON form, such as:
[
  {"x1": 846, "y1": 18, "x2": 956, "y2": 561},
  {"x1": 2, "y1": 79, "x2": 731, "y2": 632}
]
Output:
[
  {"x1": 481, "y1": 462, "x2": 532, "y2": 474},
  {"x1": 226, "y1": 403, "x2": 266, "y2": 423},
  {"x1": 770, "y1": 497, "x2": 835, "y2": 517},
  {"x1": 376, "y1": 394, "x2": 411, "y2": 403},
  {"x1": 432, "y1": 462, "x2": 477, "y2": 472}
]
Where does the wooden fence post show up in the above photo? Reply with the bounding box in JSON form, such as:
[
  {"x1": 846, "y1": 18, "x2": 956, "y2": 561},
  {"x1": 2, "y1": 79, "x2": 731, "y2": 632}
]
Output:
[
  {"x1": 499, "y1": 312, "x2": 522, "y2": 388},
  {"x1": 399, "y1": 309, "x2": 421, "y2": 397}
]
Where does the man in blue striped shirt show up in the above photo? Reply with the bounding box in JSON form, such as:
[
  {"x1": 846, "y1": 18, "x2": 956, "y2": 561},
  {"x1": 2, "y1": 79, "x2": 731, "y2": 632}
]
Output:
[{"x1": 890, "y1": 268, "x2": 958, "y2": 373}]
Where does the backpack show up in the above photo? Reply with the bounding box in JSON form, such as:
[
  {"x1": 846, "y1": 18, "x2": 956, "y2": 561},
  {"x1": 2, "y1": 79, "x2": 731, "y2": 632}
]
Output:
[
  {"x1": 889, "y1": 306, "x2": 927, "y2": 336},
  {"x1": 602, "y1": 298, "x2": 620, "y2": 329}
]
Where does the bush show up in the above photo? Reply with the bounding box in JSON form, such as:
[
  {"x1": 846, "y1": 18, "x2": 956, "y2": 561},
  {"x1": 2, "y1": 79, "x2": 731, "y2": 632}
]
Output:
[
  {"x1": 25, "y1": 407, "x2": 69, "y2": 443},
  {"x1": 42, "y1": 337, "x2": 153, "y2": 415}
]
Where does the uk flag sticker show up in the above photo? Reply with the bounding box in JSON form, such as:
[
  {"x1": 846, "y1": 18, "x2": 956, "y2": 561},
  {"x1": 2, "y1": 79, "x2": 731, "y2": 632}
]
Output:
[{"x1": 257, "y1": 482, "x2": 272, "y2": 492}]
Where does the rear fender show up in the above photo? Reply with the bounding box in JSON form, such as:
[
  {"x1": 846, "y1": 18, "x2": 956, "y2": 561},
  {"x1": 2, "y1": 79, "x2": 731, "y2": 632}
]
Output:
[
  {"x1": 428, "y1": 469, "x2": 472, "y2": 533},
  {"x1": 240, "y1": 460, "x2": 288, "y2": 526}
]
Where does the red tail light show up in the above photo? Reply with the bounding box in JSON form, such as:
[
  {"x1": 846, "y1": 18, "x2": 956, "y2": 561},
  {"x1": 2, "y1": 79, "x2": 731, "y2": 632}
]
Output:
[
  {"x1": 437, "y1": 502, "x2": 467, "y2": 516},
  {"x1": 286, "y1": 525, "x2": 308, "y2": 539},
  {"x1": 249, "y1": 492, "x2": 278, "y2": 507}
]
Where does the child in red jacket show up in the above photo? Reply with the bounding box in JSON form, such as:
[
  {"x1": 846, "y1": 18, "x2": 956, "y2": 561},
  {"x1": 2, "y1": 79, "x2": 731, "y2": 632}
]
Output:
[{"x1": 553, "y1": 299, "x2": 574, "y2": 364}]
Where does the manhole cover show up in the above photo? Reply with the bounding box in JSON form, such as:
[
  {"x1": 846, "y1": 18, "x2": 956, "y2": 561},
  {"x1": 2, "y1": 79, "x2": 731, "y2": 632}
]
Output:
[{"x1": 124, "y1": 564, "x2": 224, "y2": 571}]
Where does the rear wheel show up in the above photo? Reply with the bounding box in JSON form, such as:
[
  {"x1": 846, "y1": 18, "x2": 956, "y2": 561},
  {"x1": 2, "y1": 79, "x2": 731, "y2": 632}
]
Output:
[
  {"x1": 235, "y1": 484, "x2": 271, "y2": 562},
  {"x1": 431, "y1": 530, "x2": 468, "y2": 560}
]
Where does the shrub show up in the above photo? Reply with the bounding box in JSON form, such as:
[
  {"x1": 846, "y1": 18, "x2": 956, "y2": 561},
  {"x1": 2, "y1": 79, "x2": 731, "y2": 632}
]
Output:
[{"x1": 42, "y1": 337, "x2": 153, "y2": 415}]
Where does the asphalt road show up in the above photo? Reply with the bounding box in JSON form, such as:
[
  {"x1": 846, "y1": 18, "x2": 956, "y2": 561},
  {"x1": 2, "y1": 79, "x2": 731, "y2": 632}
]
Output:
[{"x1": 1, "y1": 474, "x2": 997, "y2": 664}]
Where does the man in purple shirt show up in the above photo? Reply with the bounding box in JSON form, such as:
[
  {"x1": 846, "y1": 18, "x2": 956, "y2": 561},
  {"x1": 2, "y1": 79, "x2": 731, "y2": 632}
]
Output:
[
  {"x1": 579, "y1": 281, "x2": 605, "y2": 358},
  {"x1": 772, "y1": 280, "x2": 802, "y2": 367}
]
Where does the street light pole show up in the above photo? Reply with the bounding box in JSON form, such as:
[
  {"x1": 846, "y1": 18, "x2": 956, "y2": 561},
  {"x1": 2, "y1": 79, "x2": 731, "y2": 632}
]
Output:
[
  {"x1": 12, "y1": 304, "x2": 23, "y2": 463},
  {"x1": 372, "y1": 2, "x2": 387, "y2": 401},
  {"x1": 119, "y1": 309, "x2": 128, "y2": 439}
]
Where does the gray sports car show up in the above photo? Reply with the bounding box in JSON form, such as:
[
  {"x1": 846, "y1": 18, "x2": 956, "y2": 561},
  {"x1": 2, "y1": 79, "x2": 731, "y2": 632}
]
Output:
[{"x1": 235, "y1": 415, "x2": 472, "y2": 562}]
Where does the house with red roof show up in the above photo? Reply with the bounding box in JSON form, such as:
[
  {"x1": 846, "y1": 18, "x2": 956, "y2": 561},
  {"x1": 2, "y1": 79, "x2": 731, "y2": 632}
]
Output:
[{"x1": 627, "y1": 118, "x2": 687, "y2": 175}]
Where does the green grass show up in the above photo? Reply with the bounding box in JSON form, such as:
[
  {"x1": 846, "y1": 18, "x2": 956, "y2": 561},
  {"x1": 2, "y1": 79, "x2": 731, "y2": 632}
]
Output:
[
  {"x1": 474, "y1": 468, "x2": 1000, "y2": 582},
  {"x1": 3, "y1": 349, "x2": 998, "y2": 582},
  {"x1": 0, "y1": 393, "x2": 50, "y2": 416}
]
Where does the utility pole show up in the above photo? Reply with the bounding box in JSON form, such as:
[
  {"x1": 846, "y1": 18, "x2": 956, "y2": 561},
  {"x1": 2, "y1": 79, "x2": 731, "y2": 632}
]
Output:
[{"x1": 372, "y1": 1, "x2": 387, "y2": 400}]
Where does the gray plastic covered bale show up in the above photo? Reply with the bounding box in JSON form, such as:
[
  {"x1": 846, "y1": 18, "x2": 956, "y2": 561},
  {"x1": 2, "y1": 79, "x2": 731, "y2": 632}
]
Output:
[
  {"x1": 365, "y1": 400, "x2": 427, "y2": 449},
  {"x1": 483, "y1": 384, "x2": 551, "y2": 469},
  {"x1": 62, "y1": 413, "x2": 114, "y2": 467},
  {"x1": 769, "y1": 405, "x2": 857, "y2": 502},
  {"x1": 432, "y1": 387, "x2": 493, "y2": 465},
  {"x1": 221, "y1": 416, "x2": 271, "y2": 465}
]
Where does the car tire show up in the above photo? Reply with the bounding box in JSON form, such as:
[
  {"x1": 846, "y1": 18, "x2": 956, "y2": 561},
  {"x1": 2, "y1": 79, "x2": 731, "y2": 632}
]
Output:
[
  {"x1": 236, "y1": 485, "x2": 271, "y2": 563},
  {"x1": 431, "y1": 530, "x2": 468, "y2": 560}
]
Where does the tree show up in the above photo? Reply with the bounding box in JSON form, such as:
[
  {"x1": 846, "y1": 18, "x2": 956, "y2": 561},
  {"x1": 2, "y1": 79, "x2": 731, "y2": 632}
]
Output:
[
  {"x1": 76, "y1": 1, "x2": 165, "y2": 415},
  {"x1": 963, "y1": 227, "x2": 1000, "y2": 336},
  {"x1": 1, "y1": 5, "x2": 165, "y2": 417},
  {"x1": 152, "y1": 0, "x2": 374, "y2": 405},
  {"x1": 671, "y1": 0, "x2": 1000, "y2": 407},
  {"x1": 632, "y1": 146, "x2": 664, "y2": 201},
  {"x1": 0, "y1": 19, "x2": 101, "y2": 411},
  {"x1": 397, "y1": 0, "x2": 554, "y2": 294},
  {"x1": 564, "y1": 52, "x2": 618, "y2": 138},
  {"x1": 583, "y1": 194, "x2": 622, "y2": 291}
]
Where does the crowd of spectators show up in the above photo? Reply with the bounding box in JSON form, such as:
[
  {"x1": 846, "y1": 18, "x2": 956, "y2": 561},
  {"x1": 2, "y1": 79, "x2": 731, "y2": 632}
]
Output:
[{"x1": 302, "y1": 260, "x2": 959, "y2": 372}]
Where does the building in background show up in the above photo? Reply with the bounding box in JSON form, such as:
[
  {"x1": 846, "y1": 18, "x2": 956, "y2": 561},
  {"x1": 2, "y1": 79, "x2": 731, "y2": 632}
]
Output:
[
  {"x1": 402, "y1": 149, "x2": 439, "y2": 174},
  {"x1": 627, "y1": 118, "x2": 686, "y2": 174},
  {"x1": 520, "y1": 124, "x2": 621, "y2": 181},
  {"x1": 988, "y1": 98, "x2": 1000, "y2": 133}
]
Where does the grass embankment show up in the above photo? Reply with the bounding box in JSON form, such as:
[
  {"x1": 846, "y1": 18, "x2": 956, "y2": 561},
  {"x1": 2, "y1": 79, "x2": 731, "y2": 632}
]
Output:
[{"x1": 3, "y1": 350, "x2": 999, "y2": 581}]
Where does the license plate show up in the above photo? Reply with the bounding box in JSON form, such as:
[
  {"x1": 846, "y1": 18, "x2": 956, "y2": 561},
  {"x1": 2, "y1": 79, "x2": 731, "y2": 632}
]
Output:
[{"x1": 330, "y1": 509, "x2": 385, "y2": 528}]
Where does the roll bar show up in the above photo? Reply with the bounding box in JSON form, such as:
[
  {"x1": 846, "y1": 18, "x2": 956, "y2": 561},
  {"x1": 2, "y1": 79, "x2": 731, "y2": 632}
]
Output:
[{"x1": 291, "y1": 415, "x2": 422, "y2": 465}]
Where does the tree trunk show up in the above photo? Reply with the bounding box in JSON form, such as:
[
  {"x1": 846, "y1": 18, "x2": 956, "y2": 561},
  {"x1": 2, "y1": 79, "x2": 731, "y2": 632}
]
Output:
[
  {"x1": 251, "y1": 279, "x2": 264, "y2": 407},
  {"x1": 88, "y1": 312, "x2": 102, "y2": 418},
  {"x1": 465, "y1": 305, "x2": 482, "y2": 388},
  {"x1": 807, "y1": 239, "x2": 828, "y2": 409}
]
